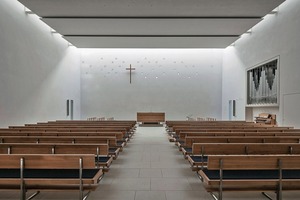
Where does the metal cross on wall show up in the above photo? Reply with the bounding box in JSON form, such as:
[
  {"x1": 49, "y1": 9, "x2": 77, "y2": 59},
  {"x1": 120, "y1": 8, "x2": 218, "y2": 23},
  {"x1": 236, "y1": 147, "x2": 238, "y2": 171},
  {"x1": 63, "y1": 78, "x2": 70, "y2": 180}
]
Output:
[{"x1": 126, "y1": 64, "x2": 136, "y2": 84}]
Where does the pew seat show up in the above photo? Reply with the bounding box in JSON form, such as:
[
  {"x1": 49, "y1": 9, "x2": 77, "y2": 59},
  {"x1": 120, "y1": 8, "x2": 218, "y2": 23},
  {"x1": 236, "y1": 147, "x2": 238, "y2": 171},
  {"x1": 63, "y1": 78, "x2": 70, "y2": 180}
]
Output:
[
  {"x1": 0, "y1": 154, "x2": 103, "y2": 200},
  {"x1": 198, "y1": 155, "x2": 300, "y2": 200},
  {"x1": 187, "y1": 143, "x2": 300, "y2": 171},
  {"x1": 0, "y1": 143, "x2": 113, "y2": 172}
]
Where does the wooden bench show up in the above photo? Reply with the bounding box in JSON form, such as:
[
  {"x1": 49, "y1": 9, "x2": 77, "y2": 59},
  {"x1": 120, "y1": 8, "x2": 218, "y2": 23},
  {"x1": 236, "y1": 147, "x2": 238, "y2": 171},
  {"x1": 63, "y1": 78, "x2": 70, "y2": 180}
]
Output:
[
  {"x1": 0, "y1": 143, "x2": 113, "y2": 171},
  {"x1": 178, "y1": 131, "x2": 300, "y2": 141},
  {"x1": 0, "y1": 131, "x2": 128, "y2": 145},
  {"x1": 0, "y1": 154, "x2": 103, "y2": 200},
  {"x1": 187, "y1": 143, "x2": 300, "y2": 171},
  {"x1": 0, "y1": 136, "x2": 122, "y2": 158},
  {"x1": 2, "y1": 127, "x2": 133, "y2": 141},
  {"x1": 168, "y1": 127, "x2": 296, "y2": 142},
  {"x1": 198, "y1": 155, "x2": 300, "y2": 200},
  {"x1": 180, "y1": 136, "x2": 300, "y2": 158},
  {"x1": 176, "y1": 131, "x2": 300, "y2": 148}
]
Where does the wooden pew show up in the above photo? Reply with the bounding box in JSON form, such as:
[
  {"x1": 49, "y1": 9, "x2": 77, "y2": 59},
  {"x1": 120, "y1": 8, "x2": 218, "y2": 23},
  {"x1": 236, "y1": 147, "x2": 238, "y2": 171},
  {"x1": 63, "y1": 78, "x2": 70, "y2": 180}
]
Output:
[
  {"x1": 176, "y1": 131, "x2": 300, "y2": 148},
  {"x1": 1, "y1": 127, "x2": 133, "y2": 141},
  {"x1": 0, "y1": 143, "x2": 113, "y2": 171},
  {"x1": 180, "y1": 136, "x2": 300, "y2": 158},
  {"x1": 0, "y1": 131, "x2": 128, "y2": 145},
  {"x1": 184, "y1": 136, "x2": 300, "y2": 147},
  {"x1": 0, "y1": 154, "x2": 103, "y2": 200},
  {"x1": 199, "y1": 155, "x2": 300, "y2": 200},
  {"x1": 169, "y1": 127, "x2": 297, "y2": 142},
  {"x1": 0, "y1": 136, "x2": 121, "y2": 158},
  {"x1": 178, "y1": 131, "x2": 300, "y2": 141},
  {"x1": 187, "y1": 143, "x2": 300, "y2": 171}
]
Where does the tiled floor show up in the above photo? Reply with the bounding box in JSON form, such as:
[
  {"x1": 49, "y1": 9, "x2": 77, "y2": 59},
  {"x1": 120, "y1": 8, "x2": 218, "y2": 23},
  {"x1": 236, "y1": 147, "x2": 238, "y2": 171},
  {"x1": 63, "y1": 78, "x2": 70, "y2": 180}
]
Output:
[{"x1": 2, "y1": 126, "x2": 300, "y2": 199}]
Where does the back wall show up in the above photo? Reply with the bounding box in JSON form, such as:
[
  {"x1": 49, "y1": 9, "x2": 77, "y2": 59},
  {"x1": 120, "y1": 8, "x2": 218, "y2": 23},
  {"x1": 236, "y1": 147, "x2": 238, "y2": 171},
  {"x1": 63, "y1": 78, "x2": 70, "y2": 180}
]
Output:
[{"x1": 80, "y1": 49, "x2": 223, "y2": 120}]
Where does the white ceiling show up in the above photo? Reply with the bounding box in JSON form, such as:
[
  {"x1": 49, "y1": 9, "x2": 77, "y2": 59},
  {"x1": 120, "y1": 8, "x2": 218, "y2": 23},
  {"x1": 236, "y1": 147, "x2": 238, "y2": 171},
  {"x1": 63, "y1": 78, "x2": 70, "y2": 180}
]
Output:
[{"x1": 18, "y1": 0, "x2": 285, "y2": 48}]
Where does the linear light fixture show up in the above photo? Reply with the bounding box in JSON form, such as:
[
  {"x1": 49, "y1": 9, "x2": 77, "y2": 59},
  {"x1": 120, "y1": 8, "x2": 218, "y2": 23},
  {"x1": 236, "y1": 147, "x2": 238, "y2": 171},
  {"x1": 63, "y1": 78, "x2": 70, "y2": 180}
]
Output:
[
  {"x1": 24, "y1": 7, "x2": 34, "y2": 14},
  {"x1": 270, "y1": 7, "x2": 279, "y2": 14}
]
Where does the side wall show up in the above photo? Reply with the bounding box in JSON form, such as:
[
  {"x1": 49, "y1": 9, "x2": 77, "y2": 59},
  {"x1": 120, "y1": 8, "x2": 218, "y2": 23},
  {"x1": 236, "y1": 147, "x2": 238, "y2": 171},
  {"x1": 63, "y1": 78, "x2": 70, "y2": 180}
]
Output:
[
  {"x1": 222, "y1": 0, "x2": 300, "y2": 127},
  {"x1": 0, "y1": 0, "x2": 81, "y2": 127},
  {"x1": 80, "y1": 49, "x2": 223, "y2": 120}
]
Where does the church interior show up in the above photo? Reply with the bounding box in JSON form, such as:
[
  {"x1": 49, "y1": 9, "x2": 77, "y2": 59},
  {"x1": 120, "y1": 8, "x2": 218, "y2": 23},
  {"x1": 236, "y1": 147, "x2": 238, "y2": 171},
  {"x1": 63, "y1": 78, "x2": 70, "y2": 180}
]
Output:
[{"x1": 1, "y1": 0, "x2": 300, "y2": 199}]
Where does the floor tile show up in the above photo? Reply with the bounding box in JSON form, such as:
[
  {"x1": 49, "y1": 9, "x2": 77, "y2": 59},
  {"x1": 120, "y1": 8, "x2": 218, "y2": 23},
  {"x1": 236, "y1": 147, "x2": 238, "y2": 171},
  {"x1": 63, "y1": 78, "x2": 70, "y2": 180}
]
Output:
[
  {"x1": 139, "y1": 168, "x2": 163, "y2": 178},
  {"x1": 88, "y1": 190, "x2": 135, "y2": 200},
  {"x1": 109, "y1": 178, "x2": 151, "y2": 190},
  {"x1": 166, "y1": 191, "x2": 211, "y2": 200},
  {"x1": 135, "y1": 191, "x2": 166, "y2": 200},
  {"x1": 151, "y1": 178, "x2": 193, "y2": 191}
]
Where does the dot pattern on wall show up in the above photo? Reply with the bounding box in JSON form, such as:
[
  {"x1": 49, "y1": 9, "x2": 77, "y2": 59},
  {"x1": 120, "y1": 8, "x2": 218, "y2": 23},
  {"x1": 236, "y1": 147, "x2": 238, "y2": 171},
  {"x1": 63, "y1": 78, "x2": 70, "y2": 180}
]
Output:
[
  {"x1": 79, "y1": 49, "x2": 223, "y2": 120},
  {"x1": 80, "y1": 50, "x2": 222, "y2": 82}
]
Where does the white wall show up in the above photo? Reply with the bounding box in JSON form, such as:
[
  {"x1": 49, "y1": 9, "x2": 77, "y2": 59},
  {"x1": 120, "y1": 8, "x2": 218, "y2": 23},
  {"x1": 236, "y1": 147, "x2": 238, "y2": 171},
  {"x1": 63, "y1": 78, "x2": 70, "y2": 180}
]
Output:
[
  {"x1": 80, "y1": 49, "x2": 223, "y2": 120},
  {"x1": 0, "y1": 0, "x2": 81, "y2": 127},
  {"x1": 222, "y1": 0, "x2": 300, "y2": 127}
]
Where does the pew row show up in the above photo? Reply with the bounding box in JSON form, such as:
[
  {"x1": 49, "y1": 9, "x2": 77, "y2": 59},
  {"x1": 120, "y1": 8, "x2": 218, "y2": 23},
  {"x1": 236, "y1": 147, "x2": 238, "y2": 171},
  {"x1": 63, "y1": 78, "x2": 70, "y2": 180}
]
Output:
[
  {"x1": 0, "y1": 131, "x2": 128, "y2": 146},
  {"x1": 187, "y1": 143, "x2": 300, "y2": 171},
  {"x1": 180, "y1": 136, "x2": 300, "y2": 158},
  {"x1": 0, "y1": 136, "x2": 121, "y2": 158},
  {"x1": 180, "y1": 136, "x2": 300, "y2": 157},
  {"x1": 198, "y1": 155, "x2": 300, "y2": 200},
  {"x1": 0, "y1": 143, "x2": 113, "y2": 171},
  {"x1": 0, "y1": 154, "x2": 103, "y2": 200}
]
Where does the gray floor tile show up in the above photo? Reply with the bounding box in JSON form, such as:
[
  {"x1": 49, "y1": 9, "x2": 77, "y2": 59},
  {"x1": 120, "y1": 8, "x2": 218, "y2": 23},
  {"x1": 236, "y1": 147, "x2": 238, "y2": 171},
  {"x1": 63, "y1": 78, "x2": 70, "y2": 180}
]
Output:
[
  {"x1": 139, "y1": 168, "x2": 163, "y2": 178},
  {"x1": 109, "y1": 178, "x2": 151, "y2": 190},
  {"x1": 151, "y1": 178, "x2": 193, "y2": 191},
  {"x1": 108, "y1": 168, "x2": 140, "y2": 178},
  {"x1": 162, "y1": 168, "x2": 195, "y2": 178},
  {"x1": 166, "y1": 191, "x2": 211, "y2": 200},
  {"x1": 135, "y1": 191, "x2": 167, "y2": 200},
  {"x1": 89, "y1": 190, "x2": 135, "y2": 200}
]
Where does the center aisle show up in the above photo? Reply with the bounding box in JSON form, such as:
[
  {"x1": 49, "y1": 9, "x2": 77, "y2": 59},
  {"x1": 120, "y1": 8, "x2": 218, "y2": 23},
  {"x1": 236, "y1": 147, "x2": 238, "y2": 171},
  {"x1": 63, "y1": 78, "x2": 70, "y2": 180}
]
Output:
[{"x1": 89, "y1": 125, "x2": 209, "y2": 200}]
